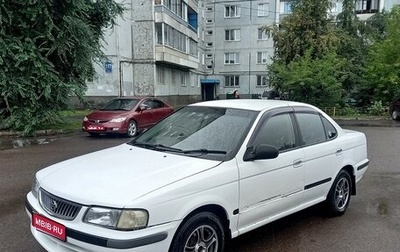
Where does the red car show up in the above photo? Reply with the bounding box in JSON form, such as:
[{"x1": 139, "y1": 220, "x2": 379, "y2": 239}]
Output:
[{"x1": 82, "y1": 97, "x2": 174, "y2": 137}]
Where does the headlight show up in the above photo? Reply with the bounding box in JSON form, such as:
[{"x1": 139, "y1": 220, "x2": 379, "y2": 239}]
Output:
[
  {"x1": 83, "y1": 207, "x2": 148, "y2": 230},
  {"x1": 31, "y1": 178, "x2": 40, "y2": 199},
  {"x1": 83, "y1": 116, "x2": 88, "y2": 122},
  {"x1": 110, "y1": 117, "x2": 127, "y2": 123}
]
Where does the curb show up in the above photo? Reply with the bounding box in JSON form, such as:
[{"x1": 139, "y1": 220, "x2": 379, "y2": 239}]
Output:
[{"x1": 0, "y1": 129, "x2": 77, "y2": 137}]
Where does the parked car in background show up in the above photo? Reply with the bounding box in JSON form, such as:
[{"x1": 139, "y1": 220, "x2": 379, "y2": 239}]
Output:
[
  {"x1": 389, "y1": 99, "x2": 400, "y2": 120},
  {"x1": 26, "y1": 100, "x2": 369, "y2": 252},
  {"x1": 261, "y1": 90, "x2": 289, "y2": 100},
  {"x1": 82, "y1": 97, "x2": 174, "y2": 137},
  {"x1": 261, "y1": 90, "x2": 281, "y2": 100}
]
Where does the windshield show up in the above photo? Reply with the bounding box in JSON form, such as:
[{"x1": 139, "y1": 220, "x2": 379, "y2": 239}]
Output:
[
  {"x1": 130, "y1": 106, "x2": 258, "y2": 160},
  {"x1": 101, "y1": 99, "x2": 139, "y2": 111}
]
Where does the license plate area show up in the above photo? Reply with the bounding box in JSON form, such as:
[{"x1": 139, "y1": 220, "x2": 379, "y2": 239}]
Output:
[
  {"x1": 88, "y1": 125, "x2": 104, "y2": 130},
  {"x1": 32, "y1": 213, "x2": 66, "y2": 242}
]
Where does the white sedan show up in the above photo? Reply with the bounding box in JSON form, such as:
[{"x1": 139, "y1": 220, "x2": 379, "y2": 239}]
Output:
[{"x1": 26, "y1": 99, "x2": 369, "y2": 252}]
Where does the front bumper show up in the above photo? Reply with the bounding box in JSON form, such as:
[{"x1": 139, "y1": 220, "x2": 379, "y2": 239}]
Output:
[
  {"x1": 82, "y1": 122, "x2": 127, "y2": 135},
  {"x1": 25, "y1": 192, "x2": 177, "y2": 252}
]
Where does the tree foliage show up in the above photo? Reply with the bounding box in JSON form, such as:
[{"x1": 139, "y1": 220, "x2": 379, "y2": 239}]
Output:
[
  {"x1": 0, "y1": 0, "x2": 123, "y2": 134},
  {"x1": 266, "y1": 0, "x2": 339, "y2": 65},
  {"x1": 364, "y1": 6, "x2": 400, "y2": 103},
  {"x1": 270, "y1": 50, "x2": 344, "y2": 107},
  {"x1": 266, "y1": 0, "x2": 343, "y2": 107},
  {"x1": 335, "y1": 0, "x2": 369, "y2": 98}
]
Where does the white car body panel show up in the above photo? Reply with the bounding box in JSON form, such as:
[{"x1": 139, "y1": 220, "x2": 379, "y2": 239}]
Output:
[
  {"x1": 26, "y1": 100, "x2": 369, "y2": 252},
  {"x1": 37, "y1": 144, "x2": 221, "y2": 207}
]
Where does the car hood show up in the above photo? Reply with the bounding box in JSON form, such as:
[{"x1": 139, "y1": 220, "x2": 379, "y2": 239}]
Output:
[
  {"x1": 87, "y1": 110, "x2": 131, "y2": 119},
  {"x1": 37, "y1": 144, "x2": 221, "y2": 207}
]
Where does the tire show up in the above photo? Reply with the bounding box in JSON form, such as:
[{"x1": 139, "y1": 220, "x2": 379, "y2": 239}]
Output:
[
  {"x1": 392, "y1": 110, "x2": 399, "y2": 120},
  {"x1": 325, "y1": 170, "x2": 352, "y2": 216},
  {"x1": 126, "y1": 120, "x2": 138, "y2": 137},
  {"x1": 169, "y1": 212, "x2": 226, "y2": 252}
]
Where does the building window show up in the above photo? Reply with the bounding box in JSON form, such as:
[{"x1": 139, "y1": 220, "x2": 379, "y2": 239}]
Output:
[
  {"x1": 257, "y1": 52, "x2": 268, "y2": 64},
  {"x1": 224, "y1": 52, "x2": 239, "y2": 64},
  {"x1": 206, "y1": 19, "x2": 213, "y2": 24},
  {"x1": 157, "y1": 66, "x2": 165, "y2": 85},
  {"x1": 225, "y1": 5, "x2": 240, "y2": 18},
  {"x1": 206, "y1": 54, "x2": 213, "y2": 58},
  {"x1": 206, "y1": 30, "x2": 213, "y2": 35},
  {"x1": 225, "y1": 29, "x2": 240, "y2": 41},
  {"x1": 181, "y1": 72, "x2": 187, "y2": 87},
  {"x1": 189, "y1": 39, "x2": 198, "y2": 57},
  {"x1": 283, "y1": 1, "x2": 292, "y2": 14},
  {"x1": 155, "y1": 23, "x2": 163, "y2": 44},
  {"x1": 206, "y1": 65, "x2": 213, "y2": 69},
  {"x1": 258, "y1": 28, "x2": 270, "y2": 40},
  {"x1": 206, "y1": 6, "x2": 213, "y2": 11},
  {"x1": 356, "y1": 0, "x2": 379, "y2": 14},
  {"x1": 258, "y1": 3, "x2": 269, "y2": 16},
  {"x1": 225, "y1": 75, "x2": 240, "y2": 87},
  {"x1": 163, "y1": 24, "x2": 187, "y2": 53},
  {"x1": 257, "y1": 75, "x2": 268, "y2": 86},
  {"x1": 206, "y1": 42, "x2": 213, "y2": 47}
]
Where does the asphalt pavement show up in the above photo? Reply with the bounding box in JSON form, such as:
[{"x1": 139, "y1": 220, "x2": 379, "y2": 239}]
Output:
[{"x1": 0, "y1": 118, "x2": 399, "y2": 151}]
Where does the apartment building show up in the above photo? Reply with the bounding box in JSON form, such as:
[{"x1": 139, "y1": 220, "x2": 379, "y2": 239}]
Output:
[
  {"x1": 203, "y1": 0, "x2": 276, "y2": 99},
  {"x1": 85, "y1": 0, "x2": 208, "y2": 106},
  {"x1": 84, "y1": 0, "x2": 400, "y2": 106}
]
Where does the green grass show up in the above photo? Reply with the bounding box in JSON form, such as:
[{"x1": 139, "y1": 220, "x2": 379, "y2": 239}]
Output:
[{"x1": 38, "y1": 110, "x2": 92, "y2": 132}]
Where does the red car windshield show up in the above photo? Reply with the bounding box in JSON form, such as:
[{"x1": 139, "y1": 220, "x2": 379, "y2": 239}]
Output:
[{"x1": 100, "y1": 99, "x2": 139, "y2": 111}]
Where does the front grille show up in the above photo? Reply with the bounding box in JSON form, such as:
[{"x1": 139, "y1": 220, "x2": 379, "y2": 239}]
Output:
[
  {"x1": 39, "y1": 189, "x2": 82, "y2": 220},
  {"x1": 89, "y1": 119, "x2": 108, "y2": 123}
]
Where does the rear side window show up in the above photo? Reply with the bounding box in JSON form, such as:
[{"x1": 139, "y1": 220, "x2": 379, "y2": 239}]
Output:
[
  {"x1": 321, "y1": 117, "x2": 337, "y2": 139},
  {"x1": 253, "y1": 113, "x2": 296, "y2": 151},
  {"x1": 296, "y1": 113, "x2": 326, "y2": 146},
  {"x1": 152, "y1": 99, "x2": 165, "y2": 108}
]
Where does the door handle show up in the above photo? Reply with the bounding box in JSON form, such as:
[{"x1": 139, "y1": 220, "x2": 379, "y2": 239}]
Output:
[
  {"x1": 293, "y1": 159, "x2": 303, "y2": 168},
  {"x1": 336, "y1": 149, "x2": 343, "y2": 155}
]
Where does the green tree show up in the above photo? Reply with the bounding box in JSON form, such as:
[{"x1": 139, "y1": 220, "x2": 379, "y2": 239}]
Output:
[
  {"x1": 270, "y1": 50, "x2": 344, "y2": 107},
  {"x1": 364, "y1": 6, "x2": 400, "y2": 103},
  {"x1": 335, "y1": 0, "x2": 369, "y2": 101},
  {"x1": 266, "y1": 0, "x2": 339, "y2": 65},
  {"x1": 266, "y1": 0, "x2": 343, "y2": 107},
  {"x1": 0, "y1": 0, "x2": 123, "y2": 134}
]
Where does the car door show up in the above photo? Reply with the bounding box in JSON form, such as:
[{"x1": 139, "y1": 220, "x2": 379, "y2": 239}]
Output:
[
  {"x1": 294, "y1": 109, "x2": 343, "y2": 203},
  {"x1": 135, "y1": 99, "x2": 155, "y2": 128},
  {"x1": 237, "y1": 109, "x2": 305, "y2": 232},
  {"x1": 148, "y1": 99, "x2": 170, "y2": 125}
]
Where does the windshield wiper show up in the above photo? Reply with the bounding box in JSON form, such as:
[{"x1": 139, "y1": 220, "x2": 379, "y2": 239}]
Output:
[
  {"x1": 132, "y1": 142, "x2": 226, "y2": 155},
  {"x1": 182, "y1": 149, "x2": 227, "y2": 155},
  {"x1": 133, "y1": 142, "x2": 182, "y2": 152}
]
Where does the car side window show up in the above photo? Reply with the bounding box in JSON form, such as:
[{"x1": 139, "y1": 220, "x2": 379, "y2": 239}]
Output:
[
  {"x1": 142, "y1": 100, "x2": 153, "y2": 109},
  {"x1": 296, "y1": 113, "x2": 326, "y2": 146},
  {"x1": 152, "y1": 100, "x2": 164, "y2": 108},
  {"x1": 321, "y1": 117, "x2": 337, "y2": 139},
  {"x1": 253, "y1": 113, "x2": 296, "y2": 151}
]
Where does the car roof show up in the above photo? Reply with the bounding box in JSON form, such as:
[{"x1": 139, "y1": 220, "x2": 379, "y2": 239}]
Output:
[{"x1": 189, "y1": 99, "x2": 314, "y2": 112}]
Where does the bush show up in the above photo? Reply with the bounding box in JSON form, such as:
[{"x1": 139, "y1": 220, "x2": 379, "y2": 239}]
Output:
[{"x1": 367, "y1": 101, "x2": 386, "y2": 116}]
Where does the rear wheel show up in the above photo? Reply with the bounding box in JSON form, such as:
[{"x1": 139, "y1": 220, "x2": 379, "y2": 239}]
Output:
[
  {"x1": 392, "y1": 110, "x2": 399, "y2": 120},
  {"x1": 126, "y1": 120, "x2": 138, "y2": 137},
  {"x1": 169, "y1": 212, "x2": 226, "y2": 252},
  {"x1": 325, "y1": 170, "x2": 352, "y2": 216}
]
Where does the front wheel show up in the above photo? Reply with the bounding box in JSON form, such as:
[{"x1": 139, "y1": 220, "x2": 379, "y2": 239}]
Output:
[
  {"x1": 169, "y1": 212, "x2": 226, "y2": 252},
  {"x1": 126, "y1": 120, "x2": 138, "y2": 137},
  {"x1": 324, "y1": 170, "x2": 352, "y2": 216}
]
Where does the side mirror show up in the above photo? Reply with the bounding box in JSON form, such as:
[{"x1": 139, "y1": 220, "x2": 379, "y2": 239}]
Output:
[
  {"x1": 243, "y1": 144, "x2": 279, "y2": 161},
  {"x1": 138, "y1": 104, "x2": 149, "y2": 111}
]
